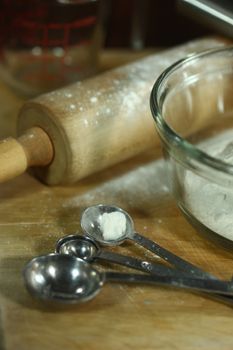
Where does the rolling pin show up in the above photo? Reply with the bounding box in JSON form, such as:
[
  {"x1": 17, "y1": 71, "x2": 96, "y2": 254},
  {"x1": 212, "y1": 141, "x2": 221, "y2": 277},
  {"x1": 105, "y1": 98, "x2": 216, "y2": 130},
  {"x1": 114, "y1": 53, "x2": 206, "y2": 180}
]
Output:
[{"x1": 0, "y1": 37, "x2": 227, "y2": 185}]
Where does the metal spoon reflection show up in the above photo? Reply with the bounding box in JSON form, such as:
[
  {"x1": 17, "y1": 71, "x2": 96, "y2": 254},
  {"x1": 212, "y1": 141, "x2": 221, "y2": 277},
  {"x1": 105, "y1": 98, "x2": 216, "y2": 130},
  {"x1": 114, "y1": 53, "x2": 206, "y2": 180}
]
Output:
[
  {"x1": 80, "y1": 204, "x2": 217, "y2": 280},
  {"x1": 55, "y1": 234, "x2": 197, "y2": 278},
  {"x1": 23, "y1": 254, "x2": 233, "y2": 304}
]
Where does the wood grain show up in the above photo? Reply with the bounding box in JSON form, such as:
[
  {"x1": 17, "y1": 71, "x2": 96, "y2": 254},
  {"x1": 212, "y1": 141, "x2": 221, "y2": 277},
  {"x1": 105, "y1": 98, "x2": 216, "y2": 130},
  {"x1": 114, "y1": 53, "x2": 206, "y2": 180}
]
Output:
[
  {"x1": 0, "y1": 47, "x2": 232, "y2": 350},
  {"x1": 0, "y1": 159, "x2": 233, "y2": 350}
]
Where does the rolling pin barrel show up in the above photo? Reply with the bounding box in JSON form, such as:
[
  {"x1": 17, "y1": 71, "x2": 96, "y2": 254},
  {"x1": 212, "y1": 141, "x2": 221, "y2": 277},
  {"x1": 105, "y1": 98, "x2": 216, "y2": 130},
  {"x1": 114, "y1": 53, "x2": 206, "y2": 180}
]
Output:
[{"x1": 0, "y1": 37, "x2": 227, "y2": 185}]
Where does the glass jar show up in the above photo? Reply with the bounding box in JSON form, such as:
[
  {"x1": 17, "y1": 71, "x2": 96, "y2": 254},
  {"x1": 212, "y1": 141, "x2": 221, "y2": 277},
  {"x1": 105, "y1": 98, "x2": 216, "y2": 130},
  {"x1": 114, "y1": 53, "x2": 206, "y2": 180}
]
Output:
[{"x1": 0, "y1": 0, "x2": 102, "y2": 96}]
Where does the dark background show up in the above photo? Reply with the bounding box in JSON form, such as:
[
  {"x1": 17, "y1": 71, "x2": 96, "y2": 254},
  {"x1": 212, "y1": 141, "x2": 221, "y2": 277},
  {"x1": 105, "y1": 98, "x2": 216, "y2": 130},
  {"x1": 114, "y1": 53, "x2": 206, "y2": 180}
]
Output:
[{"x1": 103, "y1": 0, "x2": 217, "y2": 48}]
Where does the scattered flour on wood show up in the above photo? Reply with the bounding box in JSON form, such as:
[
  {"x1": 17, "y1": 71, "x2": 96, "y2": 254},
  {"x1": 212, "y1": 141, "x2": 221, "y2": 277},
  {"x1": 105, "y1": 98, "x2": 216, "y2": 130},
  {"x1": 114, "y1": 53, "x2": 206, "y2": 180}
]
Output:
[
  {"x1": 90, "y1": 96, "x2": 98, "y2": 103},
  {"x1": 62, "y1": 158, "x2": 169, "y2": 213},
  {"x1": 64, "y1": 92, "x2": 73, "y2": 98},
  {"x1": 69, "y1": 104, "x2": 76, "y2": 110}
]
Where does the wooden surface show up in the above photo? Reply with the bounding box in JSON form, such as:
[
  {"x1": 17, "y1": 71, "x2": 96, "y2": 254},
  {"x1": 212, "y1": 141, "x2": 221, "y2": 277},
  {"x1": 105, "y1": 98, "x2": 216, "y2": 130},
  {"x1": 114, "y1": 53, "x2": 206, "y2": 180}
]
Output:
[{"x1": 0, "y1": 49, "x2": 233, "y2": 350}]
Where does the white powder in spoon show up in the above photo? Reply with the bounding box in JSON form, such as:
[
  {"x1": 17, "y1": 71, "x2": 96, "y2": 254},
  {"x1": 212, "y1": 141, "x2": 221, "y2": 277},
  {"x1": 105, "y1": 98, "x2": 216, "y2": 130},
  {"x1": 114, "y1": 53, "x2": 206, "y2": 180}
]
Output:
[{"x1": 99, "y1": 212, "x2": 127, "y2": 240}]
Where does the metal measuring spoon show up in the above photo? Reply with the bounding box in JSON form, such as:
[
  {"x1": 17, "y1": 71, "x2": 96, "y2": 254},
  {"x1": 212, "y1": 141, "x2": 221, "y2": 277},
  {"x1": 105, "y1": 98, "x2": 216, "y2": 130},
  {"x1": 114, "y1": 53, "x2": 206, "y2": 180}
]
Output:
[
  {"x1": 80, "y1": 204, "x2": 217, "y2": 280},
  {"x1": 56, "y1": 234, "x2": 197, "y2": 278},
  {"x1": 23, "y1": 254, "x2": 233, "y2": 304}
]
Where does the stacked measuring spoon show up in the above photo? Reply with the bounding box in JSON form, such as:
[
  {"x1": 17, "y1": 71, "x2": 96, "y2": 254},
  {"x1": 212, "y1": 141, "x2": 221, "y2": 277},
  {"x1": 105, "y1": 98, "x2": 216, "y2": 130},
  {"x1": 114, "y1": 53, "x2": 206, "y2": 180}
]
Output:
[{"x1": 23, "y1": 204, "x2": 233, "y2": 305}]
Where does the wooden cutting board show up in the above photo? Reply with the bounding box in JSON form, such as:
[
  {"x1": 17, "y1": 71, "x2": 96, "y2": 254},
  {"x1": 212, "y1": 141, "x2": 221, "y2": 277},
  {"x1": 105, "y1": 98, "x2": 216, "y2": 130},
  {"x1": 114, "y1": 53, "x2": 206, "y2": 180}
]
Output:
[{"x1": 0, "y1": 50, "x2": 232, "y2": 350}]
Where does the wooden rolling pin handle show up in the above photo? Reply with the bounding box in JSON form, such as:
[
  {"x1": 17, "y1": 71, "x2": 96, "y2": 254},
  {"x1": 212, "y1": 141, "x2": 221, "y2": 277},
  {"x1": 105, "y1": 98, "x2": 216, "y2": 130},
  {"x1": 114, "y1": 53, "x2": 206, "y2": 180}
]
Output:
[{"x1": 0, "y1": 127, "x2": 54, "y2": 183}]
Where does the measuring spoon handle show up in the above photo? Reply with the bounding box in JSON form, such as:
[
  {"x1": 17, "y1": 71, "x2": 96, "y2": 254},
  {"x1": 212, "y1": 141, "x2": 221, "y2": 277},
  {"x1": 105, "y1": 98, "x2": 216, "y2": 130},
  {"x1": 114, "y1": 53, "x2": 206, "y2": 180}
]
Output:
[
  {"x1": 105, "y1": 272, "x2": 233, "y2": 296},
  {"x1": 98, "y1": 250, "x2": 206, "y2": 279},
  {"x1": 131, "y1": 232, "x2": 216, "y2": 279}
]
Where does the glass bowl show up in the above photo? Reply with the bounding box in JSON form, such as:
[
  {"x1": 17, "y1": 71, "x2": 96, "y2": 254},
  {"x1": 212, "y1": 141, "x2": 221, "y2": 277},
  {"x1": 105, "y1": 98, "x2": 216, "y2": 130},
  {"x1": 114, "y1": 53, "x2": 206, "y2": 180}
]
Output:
[{"x1": 150, "y1": 46, "x2": 233, "y2": 247}]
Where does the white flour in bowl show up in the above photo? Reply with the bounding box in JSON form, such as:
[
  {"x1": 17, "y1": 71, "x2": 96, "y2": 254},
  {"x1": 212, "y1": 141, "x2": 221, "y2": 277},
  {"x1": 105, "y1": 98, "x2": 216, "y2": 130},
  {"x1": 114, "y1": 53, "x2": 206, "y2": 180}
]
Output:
[{"x1": 184, "y1": 129, "x2": 233, "y2": 241}]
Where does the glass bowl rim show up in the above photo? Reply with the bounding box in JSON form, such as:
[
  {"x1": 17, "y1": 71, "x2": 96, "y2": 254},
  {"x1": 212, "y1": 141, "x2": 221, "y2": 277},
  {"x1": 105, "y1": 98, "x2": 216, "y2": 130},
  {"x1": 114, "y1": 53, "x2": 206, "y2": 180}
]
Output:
[{"x1": 150, "y1": 45, "x2": 233, "y2": 175}]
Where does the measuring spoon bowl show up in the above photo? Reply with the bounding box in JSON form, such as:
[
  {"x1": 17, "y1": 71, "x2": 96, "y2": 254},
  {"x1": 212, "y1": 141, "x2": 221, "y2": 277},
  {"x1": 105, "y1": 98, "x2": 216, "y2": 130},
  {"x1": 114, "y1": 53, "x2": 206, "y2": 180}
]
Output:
[
  {"x1": 81, "y1": 204, "x2": 218, "y2": 280},
  {"x1": 56, "y1": 234, "x2": 100, "y2": 262},
  {"x1": 81, "y1": 204, "x2": 133, "y2": 245},
  {"x1": 23, "y1": 253, "x2": 103, "y2": 303},
  {"x1": 23, "y1": 254, "x2": 233, "y2": 304},
  {"x1": 55, "y1": 234, "x2": 199, "y2": 278}
]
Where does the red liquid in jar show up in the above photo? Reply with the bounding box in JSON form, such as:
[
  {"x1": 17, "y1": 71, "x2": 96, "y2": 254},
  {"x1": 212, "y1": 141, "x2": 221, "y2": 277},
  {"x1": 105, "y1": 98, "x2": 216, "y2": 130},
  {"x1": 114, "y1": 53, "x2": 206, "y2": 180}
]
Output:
[{"x1": 0, "y1": 0, "x2": 101, "y2": 95}]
